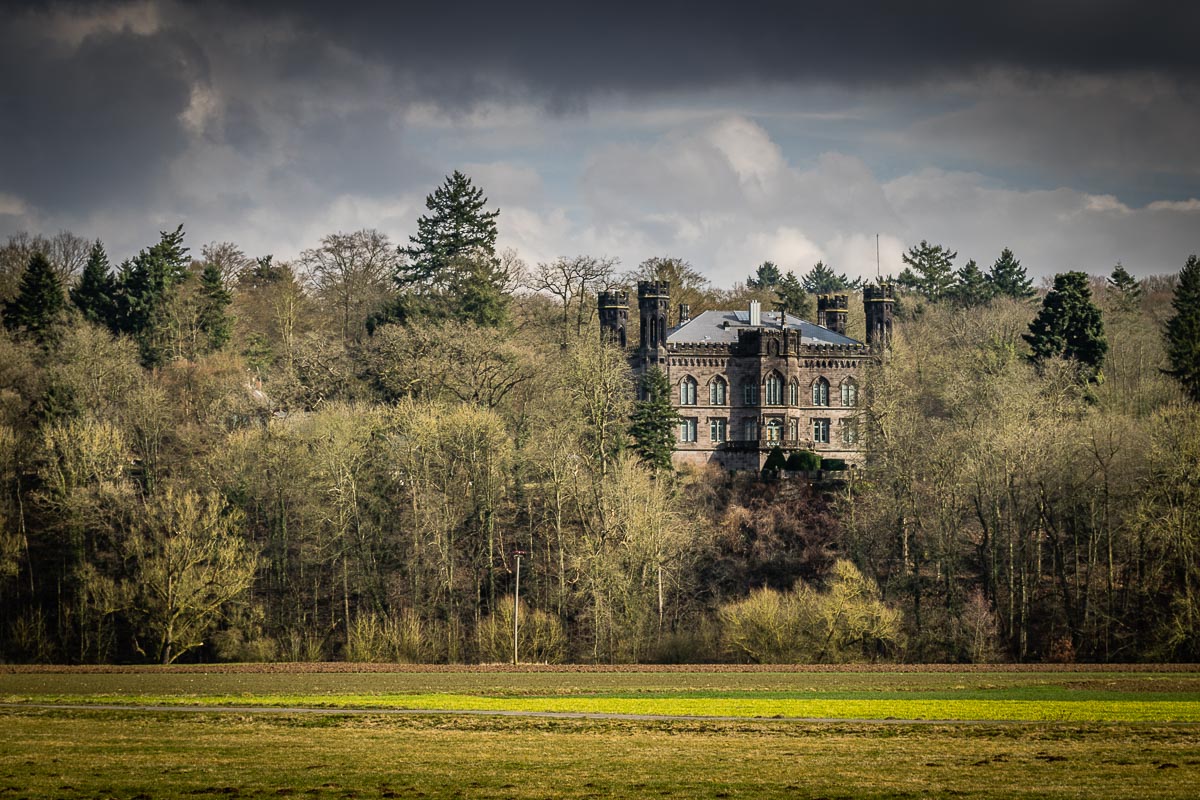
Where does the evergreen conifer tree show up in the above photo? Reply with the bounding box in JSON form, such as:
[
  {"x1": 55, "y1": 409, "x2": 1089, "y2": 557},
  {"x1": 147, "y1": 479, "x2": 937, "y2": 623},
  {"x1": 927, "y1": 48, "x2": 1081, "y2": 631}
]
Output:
[
  {"x1": 747, "y1": 261, "x2": 782, "y2": 289},
  {"x1": 391, "y1": 171, "x2": 506, "y2": 326},
  {"x1": 987, "y1": 247, "x2": 1035, "y2": 299},
  {"x1": 71, "y1": 239, "x2": 117, "y2": 328},
  {"x1": 115, "y1": 225, "x2": 189, "y2": 366},
  {"x1": 774, "y1": 271, "x2": 812, "y2": 318},
  {"x1": 1023, "y1": 271, "x2": 1108, "y2": 381},
  {"x1": 3, "y1": 251, "x2": 65, "y2": 341},
  {"x1": 898, "y1": 241, "x2": 957, "y2": 301},
  {"x1": 951, "y1": 259, "x2": 994, "y2": 307},
  {"x1": 1107, "y1": 263, "x2": 1144, "y2": 312},
  {"x1": 801, "y1": 261, "x2": 861, "y2": 294},
  {"x1": 1164, "y1": 255, "x2": 1200, "y2": 403},
  {"x1": 197, "y1": 261, "x2": 232, "y2": 352},
  {"x1": 628, "y1": 367, "x2": 681, "y2": 473}
]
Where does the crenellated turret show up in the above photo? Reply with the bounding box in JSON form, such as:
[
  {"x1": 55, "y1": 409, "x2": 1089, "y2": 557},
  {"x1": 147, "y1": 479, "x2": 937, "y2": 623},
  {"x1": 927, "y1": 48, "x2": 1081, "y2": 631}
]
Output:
[
  {"x1": 637, "y1": 281, "x2": 670, "y2": 363},
  {"x1": 817, "y1": 294, "x2": 849, "y2": 335},
  {"x1": 598, "y1": 290, "x2": 629, "y2": 347},
  {"x1": 863, "y1": 282, "x2": 894, "y2": 348}
]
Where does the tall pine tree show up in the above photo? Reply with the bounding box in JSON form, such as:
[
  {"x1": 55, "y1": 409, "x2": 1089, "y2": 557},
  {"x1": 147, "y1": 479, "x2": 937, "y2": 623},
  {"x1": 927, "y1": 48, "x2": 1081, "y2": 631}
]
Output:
[
  {"x1": 747, "y1": 261, "x2": 782, "y2": 289},
  {"x1": 116, "y1": 225, "x2": 190, "y2": 366},
  {"x1": 801, "y1": 261, "x2": 861, "y2": 293},
  {"x1": 391, "y1": 171, "x2": 507, "y2": 326},
  {"x1": 3, "y1": 251, "x2": 65, "y2": 342},
  {"x1": 987, "y1": 247, "x2": 1035, "y2": 299},
  {"x1": 197, "y1": 261, "x2": 232, "y2": 353},
  {"x1": 950, "y1": 259, "x2": 994, "y2": 307},
  {"x1": 898, "y1": 241, "x2": 957, "y2": 302},
  {"x1": 1023, "y1": 271, "x2": 1107, "y2": 381},
  {"x1": 628, "y1": 367, "x2": 681, "y2": 473},
  {"x1": 1164, "y1": 255, "x2": 1200, "y2": 403},
  {"x1": 774, "y1": 271, "x2": 812, "y2": 318},
  {"x1": 1107, "y1": 263, "x2": 1144, "y2": 312},
  {"x1": 71, "y1": 239, "x2": 117, "y2": 327}
]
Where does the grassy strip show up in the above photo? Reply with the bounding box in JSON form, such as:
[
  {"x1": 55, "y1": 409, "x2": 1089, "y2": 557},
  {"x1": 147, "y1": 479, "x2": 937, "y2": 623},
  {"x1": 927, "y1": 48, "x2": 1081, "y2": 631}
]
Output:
[
  {"x1": 4, "y1": 708, "x2": 1200, "y2": 799},
  {"x1": 7, "y1": 692, "x2": 1200, "y2": 722}
]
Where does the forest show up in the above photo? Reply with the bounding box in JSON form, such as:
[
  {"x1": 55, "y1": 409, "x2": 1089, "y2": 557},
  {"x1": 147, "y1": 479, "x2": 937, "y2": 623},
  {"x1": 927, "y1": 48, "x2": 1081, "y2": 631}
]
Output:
[{"x1": 0, "y1": 171, "x2": 1197, "y2": 665}]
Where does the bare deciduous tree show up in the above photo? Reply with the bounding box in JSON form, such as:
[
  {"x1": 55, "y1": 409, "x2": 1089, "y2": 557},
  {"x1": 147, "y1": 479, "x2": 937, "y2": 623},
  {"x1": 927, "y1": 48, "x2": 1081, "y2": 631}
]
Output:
[
  {"x1": 299, "y1": 230, "x2": 398, "y2": 343},
  {"x1": 529, "y1": 255, "x2": 618, "y2": 343}
]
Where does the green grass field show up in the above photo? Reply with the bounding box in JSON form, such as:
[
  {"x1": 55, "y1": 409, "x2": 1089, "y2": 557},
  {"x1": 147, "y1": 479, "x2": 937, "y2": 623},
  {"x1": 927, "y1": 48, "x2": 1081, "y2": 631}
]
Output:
[{"x1": 3, "y1": 666, "x2": 1200, "y2": 798}]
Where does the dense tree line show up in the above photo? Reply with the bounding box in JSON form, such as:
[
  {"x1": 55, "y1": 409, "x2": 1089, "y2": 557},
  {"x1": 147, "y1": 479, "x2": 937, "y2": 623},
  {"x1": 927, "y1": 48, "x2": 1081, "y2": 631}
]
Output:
[{"x1": 0, "y1": 175, "x2": 1197, "y2": 664}]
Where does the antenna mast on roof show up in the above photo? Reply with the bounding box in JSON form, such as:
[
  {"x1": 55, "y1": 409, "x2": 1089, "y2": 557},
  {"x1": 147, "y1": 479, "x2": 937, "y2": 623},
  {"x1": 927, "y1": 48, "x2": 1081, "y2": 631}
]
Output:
[{"x1": 876, "y1": 233, "x2": 880, "y2": 280}]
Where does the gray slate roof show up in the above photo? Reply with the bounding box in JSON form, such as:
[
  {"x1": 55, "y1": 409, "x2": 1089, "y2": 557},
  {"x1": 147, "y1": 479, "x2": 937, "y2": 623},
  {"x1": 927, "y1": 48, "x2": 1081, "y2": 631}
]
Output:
[{"x1": 667, "y1": 310, "x2": 861, "y2": 346}]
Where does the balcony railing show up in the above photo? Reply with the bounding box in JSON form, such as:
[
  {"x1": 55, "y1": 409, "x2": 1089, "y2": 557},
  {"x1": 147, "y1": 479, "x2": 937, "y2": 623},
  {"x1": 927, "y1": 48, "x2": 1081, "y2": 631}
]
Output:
[{"x1": 721, "y1": 437, "x2": 814, "y2": 451}]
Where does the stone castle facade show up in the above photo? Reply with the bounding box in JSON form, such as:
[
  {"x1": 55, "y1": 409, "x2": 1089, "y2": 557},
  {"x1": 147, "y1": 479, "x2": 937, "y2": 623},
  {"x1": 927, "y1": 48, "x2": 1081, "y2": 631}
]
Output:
[{"x1": 600, "y1": 282, "x2": 894, "y2": 471}]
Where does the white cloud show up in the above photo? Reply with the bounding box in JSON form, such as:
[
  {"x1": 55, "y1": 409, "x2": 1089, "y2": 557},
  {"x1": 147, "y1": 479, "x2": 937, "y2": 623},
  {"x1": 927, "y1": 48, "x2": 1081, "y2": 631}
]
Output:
[
  {"x1": 1146, "y1": 198, "x2": 1200, "y2": 212},
  {"x1": 0, "y1": 193, "x2": 26, "y2": 216}
]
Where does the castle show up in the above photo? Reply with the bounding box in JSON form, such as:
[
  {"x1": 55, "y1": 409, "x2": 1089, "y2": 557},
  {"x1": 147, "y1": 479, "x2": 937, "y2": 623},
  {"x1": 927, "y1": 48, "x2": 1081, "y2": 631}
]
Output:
[{"x1": 599, "y1": 282, "x2": 893, "y2": 470}]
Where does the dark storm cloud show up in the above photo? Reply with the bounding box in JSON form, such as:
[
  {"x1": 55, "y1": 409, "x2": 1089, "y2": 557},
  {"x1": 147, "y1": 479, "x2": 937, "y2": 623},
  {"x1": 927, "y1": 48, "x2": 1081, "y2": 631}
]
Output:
[
  {"x1": 0, "y1": 16, "x2": 207, "y2": 213},
  {"x1": 225, "y1": 0, "x2": 1199, "y2": 102}
]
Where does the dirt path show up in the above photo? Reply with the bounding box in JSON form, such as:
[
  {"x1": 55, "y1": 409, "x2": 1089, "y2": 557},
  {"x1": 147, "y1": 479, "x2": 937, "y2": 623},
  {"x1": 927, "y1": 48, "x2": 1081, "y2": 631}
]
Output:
[{"x1": 0, "y1": 701, "x2": 1048, "y2": 725}]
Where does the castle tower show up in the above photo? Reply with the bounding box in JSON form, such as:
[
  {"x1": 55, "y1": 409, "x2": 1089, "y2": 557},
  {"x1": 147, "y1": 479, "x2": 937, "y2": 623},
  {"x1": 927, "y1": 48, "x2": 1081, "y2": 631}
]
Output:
[
  {"x1": 863, "y1": 283, "x2": 894, "y2": 348},
  {"x1": 637, "y1": 280, "x2": 670, "y2": 363},
  {"x1": 817, "y1": 294, "x2": 849, "y2": 335},
  {"x1": 597, "y1": 290, "x2": 629, "y2": 347}
]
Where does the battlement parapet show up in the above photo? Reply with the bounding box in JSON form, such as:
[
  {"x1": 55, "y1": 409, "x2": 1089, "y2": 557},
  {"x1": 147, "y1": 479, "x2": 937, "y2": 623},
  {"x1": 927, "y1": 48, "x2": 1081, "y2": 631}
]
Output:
[
  {"x1": 637, "y1": 281, "x2": 671, "y2": 299},
  {"x1": 598, "y1": 290, "x2": 629, "y2": 308},
  {"x1": 864, "y1": 283, "x2": 895, "y2": 302}
]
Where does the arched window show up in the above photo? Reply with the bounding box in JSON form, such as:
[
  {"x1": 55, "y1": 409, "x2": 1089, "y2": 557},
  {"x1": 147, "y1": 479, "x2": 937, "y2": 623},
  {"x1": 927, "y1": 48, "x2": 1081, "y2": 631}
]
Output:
[
  {"x1": 788, "y1": 379, "x2": 799, "y2": 406},
  {"x1": 765, "y1": 419, "x2": 782, "y2": 442},
  {"x1": 680, "y1": 376, "x2": 697, "y2": 406},
  {"x1": 840, "y1": 378, "x2": 858, "y2": 407},
  {"x1": 764, "y1": 372, "x2": 783, "y2": 405},
  {"x1": 709, "y1": 376, "x2": 728, "y2": 405},
  {"x1": 811, "y1": 377, "x2": 830, "y2": 406}
]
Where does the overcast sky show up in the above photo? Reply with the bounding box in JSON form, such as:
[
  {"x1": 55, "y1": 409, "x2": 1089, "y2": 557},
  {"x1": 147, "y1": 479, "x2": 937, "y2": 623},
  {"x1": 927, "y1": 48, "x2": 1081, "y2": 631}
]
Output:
[{"x1": 2, "y1": 0, "x2": 1198, "y2": 286}]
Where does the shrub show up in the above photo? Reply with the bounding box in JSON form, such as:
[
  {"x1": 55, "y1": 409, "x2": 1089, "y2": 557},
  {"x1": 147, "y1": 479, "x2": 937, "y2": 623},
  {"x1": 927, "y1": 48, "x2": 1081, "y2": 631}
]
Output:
[
  {"x1": 476, "y1": 595, "x2": 566, "y2": 663},
  {"x1": 345, "y1": 609, "x2": 445, "y2": 663},
  {"x1": 762, "y1": 447, "x2": 788, "y2": 475},
  {"x1": 786, "y1": 450, "x2": 821, "y2": 471},
  {"x1": 821, "y1": 457, "x2": 847, "y2": 471},
  {"x1": 719, "y1": 559, "x2": 903, "y2": 663},
  {"x1": 280, "y1": 628, "x2": 327, "y2": 662}
]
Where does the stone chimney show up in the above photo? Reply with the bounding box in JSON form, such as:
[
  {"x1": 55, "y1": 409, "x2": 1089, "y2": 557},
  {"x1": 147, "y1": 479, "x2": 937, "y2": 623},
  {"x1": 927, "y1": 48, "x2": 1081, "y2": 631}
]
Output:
[
  {"x1": 678, "y1": 303, "x2": 691, "y2": 325},
  {"x1": 749, "y1": 299, "x2": 761, "y2": 327}
]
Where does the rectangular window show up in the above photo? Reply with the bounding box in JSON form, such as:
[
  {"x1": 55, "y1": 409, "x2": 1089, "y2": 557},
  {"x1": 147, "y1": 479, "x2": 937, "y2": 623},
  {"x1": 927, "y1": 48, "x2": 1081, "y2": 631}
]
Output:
[
  {"x1": 679, "y1": 418, "x2": 697, "y2": 443},
  {"x1": 743, "y1": 419, "x2": 758, "y2": 442},
  {"x1": 812, "y1": 418, "x2": 831, "y2": 444},
  {"x1": 743, "y1": 384, "x2": 758, "y2": 405},
  {"x1": 841, "y1": 418, "x2": 859, "y2": 444},
  {"x1": 710, "y1": 417, "x2": 727, "y2": 443}
]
